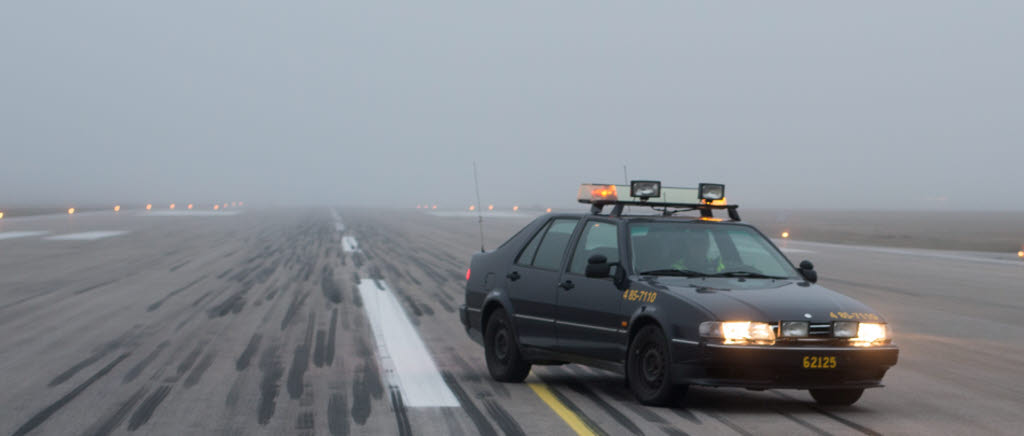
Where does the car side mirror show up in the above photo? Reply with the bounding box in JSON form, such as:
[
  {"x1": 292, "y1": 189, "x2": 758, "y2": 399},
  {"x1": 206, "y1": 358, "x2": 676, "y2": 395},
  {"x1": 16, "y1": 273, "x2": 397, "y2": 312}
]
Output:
[
  {"x1": 798, "y1": 260, "x2": 818, "y2": 284},
  {"x1": 585, "y1": 254, "x2": 611, "y2": 278}
]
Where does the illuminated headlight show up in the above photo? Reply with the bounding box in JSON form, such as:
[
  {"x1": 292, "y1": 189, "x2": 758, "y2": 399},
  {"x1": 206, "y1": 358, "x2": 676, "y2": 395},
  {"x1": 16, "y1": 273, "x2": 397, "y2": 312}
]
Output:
[
  {"x1": 850, "y1": 323, "x2": 891, "y2": 347},
  {"x1": 630, "y1": 180, "x2": 661, "y2": 199},
  {"x1": 698, "y1": 183, "x2": 725, "y2": 201},
  {"x1": 700, "y1": 321, "x2": 775, "y2": 345},
  {"x1": 780, "y1": 321, "x2": 809, "y2": 337}
]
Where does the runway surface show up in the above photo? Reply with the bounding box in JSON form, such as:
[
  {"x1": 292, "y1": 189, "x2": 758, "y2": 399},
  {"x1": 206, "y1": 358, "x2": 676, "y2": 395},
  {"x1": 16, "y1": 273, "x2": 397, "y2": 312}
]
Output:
[{"x1": 1, "y1": 208, "x2": 1021, "y2": 435}]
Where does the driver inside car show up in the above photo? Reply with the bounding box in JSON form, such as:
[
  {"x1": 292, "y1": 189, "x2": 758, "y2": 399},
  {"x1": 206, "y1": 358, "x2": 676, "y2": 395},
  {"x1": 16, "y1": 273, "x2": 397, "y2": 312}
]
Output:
[{"x1": 670, "y1": 229, "x2": 725, "y2": 273}]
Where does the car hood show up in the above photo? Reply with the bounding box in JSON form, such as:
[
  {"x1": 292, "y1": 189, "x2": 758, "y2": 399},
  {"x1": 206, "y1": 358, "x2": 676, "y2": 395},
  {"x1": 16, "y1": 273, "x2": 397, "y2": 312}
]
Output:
[{"x1": 647, "y1": 277, "x2": 885, "y2": 324}]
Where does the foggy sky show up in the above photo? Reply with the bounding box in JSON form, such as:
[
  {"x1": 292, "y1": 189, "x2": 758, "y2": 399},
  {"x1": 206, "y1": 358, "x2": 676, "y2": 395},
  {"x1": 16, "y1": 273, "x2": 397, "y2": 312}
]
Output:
[{"x1": 2, "y1": 1, "x2": 1022, "y2": 210}]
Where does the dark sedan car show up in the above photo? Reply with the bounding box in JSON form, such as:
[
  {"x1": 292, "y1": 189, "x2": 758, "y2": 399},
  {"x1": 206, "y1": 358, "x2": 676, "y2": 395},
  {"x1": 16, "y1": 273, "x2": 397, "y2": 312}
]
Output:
[{"x1": 459, "y1": 181, "x2": 898, "y2": 406}]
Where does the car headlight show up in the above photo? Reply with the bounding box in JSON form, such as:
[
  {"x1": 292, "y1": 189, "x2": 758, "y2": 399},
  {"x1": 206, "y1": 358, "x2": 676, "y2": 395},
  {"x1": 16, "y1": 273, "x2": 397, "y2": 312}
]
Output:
[
  {"x1": 780, "y1": 321, "x2": 809, "y2": 337},
  {"x1": 850, "y1": 322, "x2": 891, "y2": 346},
  {"x1": 700, "y1": 321, "x2": 775, "y2": 345}
]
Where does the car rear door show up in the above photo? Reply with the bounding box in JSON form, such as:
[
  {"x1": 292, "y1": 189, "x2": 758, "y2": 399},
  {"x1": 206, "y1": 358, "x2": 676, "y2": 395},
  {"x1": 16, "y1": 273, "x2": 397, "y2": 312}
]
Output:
[
  {"x1": 506, "y1": 217, "x2": 580, "y2": 350},
  {"x1": 554, "y1": 218, "x2": 626, "y2": 362}
]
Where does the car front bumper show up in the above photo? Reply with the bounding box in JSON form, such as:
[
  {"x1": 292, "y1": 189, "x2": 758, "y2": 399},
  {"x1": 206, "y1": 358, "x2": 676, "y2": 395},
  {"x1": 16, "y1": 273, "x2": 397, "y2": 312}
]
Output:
[{"x1": 670, "y1": 341, "x2": 899, "y2": 389}]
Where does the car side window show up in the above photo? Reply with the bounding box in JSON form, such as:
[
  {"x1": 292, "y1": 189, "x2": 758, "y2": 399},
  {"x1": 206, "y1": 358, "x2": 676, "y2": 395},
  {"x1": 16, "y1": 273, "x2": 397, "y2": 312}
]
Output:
[
  {"x1": 515, "y1": 222, "x2": 547, "y2": 266},
  {"x1": 528, "y1": 219, "x2": 580, "y2": 270},
  {"x1": 568, "y1": 221, "x2": 620, "y2": 274}
]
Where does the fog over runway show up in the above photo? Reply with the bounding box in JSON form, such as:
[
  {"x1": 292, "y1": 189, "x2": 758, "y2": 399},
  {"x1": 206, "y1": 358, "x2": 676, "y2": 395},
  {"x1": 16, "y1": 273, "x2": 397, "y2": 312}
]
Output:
[{"x1": 0, "y1": 208, "x2": 1021, "y2": 435}]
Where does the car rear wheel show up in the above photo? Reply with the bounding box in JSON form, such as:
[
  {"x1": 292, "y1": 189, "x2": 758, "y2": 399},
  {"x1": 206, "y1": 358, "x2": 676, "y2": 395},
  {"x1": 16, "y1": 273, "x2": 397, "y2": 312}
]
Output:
[
  {"x1": 809, "y1": 388, "x2": 864, "y2": 406},
  {"x1": 484, "y1": 308, "x2": 531, "y2": 382},
  {"x1": 627, "y1": 325, "x2": 683, "y2": 406}
]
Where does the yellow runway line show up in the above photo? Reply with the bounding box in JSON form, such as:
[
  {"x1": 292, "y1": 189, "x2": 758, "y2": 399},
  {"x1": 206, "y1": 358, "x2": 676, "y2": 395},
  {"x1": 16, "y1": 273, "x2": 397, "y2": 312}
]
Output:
[{"x1": 527, "y1": 382, "x2": 598, "y2": 436}]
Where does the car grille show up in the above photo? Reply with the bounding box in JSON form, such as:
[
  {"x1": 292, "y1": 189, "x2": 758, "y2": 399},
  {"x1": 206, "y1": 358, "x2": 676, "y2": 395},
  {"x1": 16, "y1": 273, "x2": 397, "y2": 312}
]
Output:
[{"x1": 771, "y1": 322, "x2": 844, "y2": 345}]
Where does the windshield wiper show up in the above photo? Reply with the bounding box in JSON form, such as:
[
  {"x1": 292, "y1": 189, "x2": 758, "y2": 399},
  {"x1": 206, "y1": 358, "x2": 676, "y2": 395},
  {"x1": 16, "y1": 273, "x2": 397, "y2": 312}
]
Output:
[
  {"x1": 638, "y1": 269, "x2": 710, "y2": 277},
  {"x1": 709, "y1": 271, "x2": 788, "y2": 279}
]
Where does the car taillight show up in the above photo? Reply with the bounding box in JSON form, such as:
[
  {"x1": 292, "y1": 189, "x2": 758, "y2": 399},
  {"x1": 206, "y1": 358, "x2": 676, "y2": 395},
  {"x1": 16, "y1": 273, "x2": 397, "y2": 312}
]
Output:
[{"x1": 466, "y1": 268, "x2": 471, "y2": 281}]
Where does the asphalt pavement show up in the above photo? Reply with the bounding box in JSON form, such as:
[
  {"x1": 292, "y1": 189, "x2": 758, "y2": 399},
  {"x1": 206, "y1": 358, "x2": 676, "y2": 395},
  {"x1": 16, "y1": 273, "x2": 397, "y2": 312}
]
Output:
[{"x1": 1, "y1": 208, "x2": 1021, "y2": 435}]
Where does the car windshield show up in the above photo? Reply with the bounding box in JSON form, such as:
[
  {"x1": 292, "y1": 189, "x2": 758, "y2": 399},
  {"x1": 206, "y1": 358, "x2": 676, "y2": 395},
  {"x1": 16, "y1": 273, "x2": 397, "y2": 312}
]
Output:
[{"x1": 629, "y1": 221, "x2": 799, "y2": 279}]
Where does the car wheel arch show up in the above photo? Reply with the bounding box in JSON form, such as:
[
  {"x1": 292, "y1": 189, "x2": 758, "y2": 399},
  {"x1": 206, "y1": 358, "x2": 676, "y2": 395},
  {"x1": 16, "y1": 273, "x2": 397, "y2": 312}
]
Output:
[{"x1": 480, "y1": 291, "x2": 515, "y2": 338}]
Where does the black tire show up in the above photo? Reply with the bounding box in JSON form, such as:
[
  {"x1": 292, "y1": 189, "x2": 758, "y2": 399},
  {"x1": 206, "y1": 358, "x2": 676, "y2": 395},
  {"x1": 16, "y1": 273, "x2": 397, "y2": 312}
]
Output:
[
  {"x1": 809, "y1": 388, "x2": 864, "y2": 406},
  {"x1": 484, "y1": 309, "x2": 532, "y2": 382},
  {"x1": 627, "y1": 325, "x2": 682, "y2": 406}
]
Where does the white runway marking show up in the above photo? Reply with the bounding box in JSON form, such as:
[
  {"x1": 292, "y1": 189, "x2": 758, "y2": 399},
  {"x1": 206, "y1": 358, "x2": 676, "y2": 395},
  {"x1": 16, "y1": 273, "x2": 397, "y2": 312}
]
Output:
[
  {"x1": 44, "y1": 231, "x2": 129, "y2": 241},
  {"x1": 357, "y1": 279, "x2": 458, "y2": 407},
  {"x1": 780, "y1": 248, "x2": 815, "y2": 254},
  {"x1": 0, "y1": 231, "x2": 50, "y2": 240},
  {"x1": 342, "y1": 236, "x2": 359, "y2": 252},
  {"x1": 778, "y1": 240, "x2": 1022, "y2": 266}
]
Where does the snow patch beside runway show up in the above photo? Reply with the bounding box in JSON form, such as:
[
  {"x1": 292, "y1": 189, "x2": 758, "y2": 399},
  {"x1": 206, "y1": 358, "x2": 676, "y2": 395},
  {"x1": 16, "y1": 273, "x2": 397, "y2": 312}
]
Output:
[
  {"x1": 44, "y1": 231, "x2": 129, "y2": 241},
  {"x1": 0, "y1": 231, "x2": 50, "y2": 240},
  {"x1": 357, "y1": 279, "x2": 458, "y2": 407},
  {"x1": 342, "y1": 236, "x2": 359, "y2": 252}
]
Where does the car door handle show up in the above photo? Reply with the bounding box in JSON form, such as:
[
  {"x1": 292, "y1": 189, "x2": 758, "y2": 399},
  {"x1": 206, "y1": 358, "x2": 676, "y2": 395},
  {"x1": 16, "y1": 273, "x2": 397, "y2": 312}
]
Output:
[
  {"x1": 506, "y1": 271, "x2": 521, "y2": 281},
  {"x1": 559, "y1": 280, "x2": 575, "y2": 290}
]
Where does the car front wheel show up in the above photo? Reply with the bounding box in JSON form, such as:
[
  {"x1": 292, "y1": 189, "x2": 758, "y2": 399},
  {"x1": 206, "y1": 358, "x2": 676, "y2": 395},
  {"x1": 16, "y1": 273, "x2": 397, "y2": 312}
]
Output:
[
  {"x1": 484, "y1": 308, "x2": 532, "y2": 382},
  {"x1": 809, "y1": 388, "x2": 864, "y2": 406},
  {"x1": 627, "y1": 325, "x2": 683, "y2": 406}
]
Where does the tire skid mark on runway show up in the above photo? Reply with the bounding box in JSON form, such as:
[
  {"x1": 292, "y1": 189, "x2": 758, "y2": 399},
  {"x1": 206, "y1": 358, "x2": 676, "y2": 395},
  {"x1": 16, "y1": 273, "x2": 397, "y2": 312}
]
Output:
[
  {"x1": 281, "y1": 291, "x2": 310, "y2": 331},
  {"x1": 389, "y1": 386, "x2": 414, "y2": 436},
  {"x1": 314, "y1": 329, "x2": 328, "y2": 368},
  {"x1": 169, "y1": 259, "x2": 190, "y2": 272},
  {"x1": 164, "y1": 341, "x2": 207, "y2": 384},
  {"x1": 660, "y1": 426, "x2": 690, "y2": 436},
  {"x1": 544, "y1": 368, "x2": 644, "y2": 436},
  {"x1": 327, "y1": 393, "x2": 350, "y2": 436},
  {"x1": 257, "y1": 344, "x2": 285, "y2": 425},
  {"x1": 565, "y1": 381, "x2": 644, "y2": 435},
  {"x1": 12, "y1": 353, "x2": 131, "y2": 436},
  {"x1": 147, "y1": 274, "x2": 210, "y2": 312},
  {"x1": 73, "y1": 278, "x2": 121, "y2": 295},
  {"x1": 445, "y1": 347, "x2": 481, "y2": 383},
  {"x1": 700, "y1": 410, "x2": 752, "y2": 436},
  {"x1": 481, "y1": 396, "x2": 527, "y2": 436},
  {"x1": 127, "y1": 384, "x2": 172, "y2": 431},
  {"x1": 191, "y1": 290, "x2": 214, "y2": 307},
  {"x1": 772, "y1": 391, "x2": 881, "y2": 436},
  {"x1": 207, "y1": 291, "x2": 246, "y2": 318},
  {"x1": 772, "y1": 408, "x2": 834, "y2": 436},
  {"x1": 287, "y1": 311, "x2": 316, "y2": 399},
  {"x1": 441, "y1": 371, "x2": 496, "y2": 435},
  {"x1": 48, "y1": 339, "x2": 123, "y2": 387},
  {"x1": 236, "y1": 333, "x2": 263, "y2": 371},
  {"x1": 350, "y1": 336, "x2": 384, "y2": 425},
  {"x1": 527, "y1": 381, "x2": 605, "y2": 436},
  {"x1": 123, "y1": 341, "x2": 170, "y2": 383},
  {"x1": 183, "y1": 351, "x2": 217, "y2": 388},
  {"x1": 326, "y1": 308, "x2": 338, "y2": 366},
  {"x1": 596, "y1": 387, "x2": 666, "y2": 424},
  {"x1": 666, "y1": 406, "x2": 702, "y2": 426},
  {"x1": 321, "y1": 265, "x2": 344, "y2": 304},
  {"x1": 81, "y1": 385, "x2": 149, "y2": 436}
]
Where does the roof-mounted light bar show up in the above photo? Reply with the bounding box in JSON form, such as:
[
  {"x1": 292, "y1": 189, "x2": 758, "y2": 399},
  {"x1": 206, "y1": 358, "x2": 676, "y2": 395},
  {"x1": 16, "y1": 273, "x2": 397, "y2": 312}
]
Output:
[{"x1": 578, "y1": 180, "x2": 740, "y2": 221}]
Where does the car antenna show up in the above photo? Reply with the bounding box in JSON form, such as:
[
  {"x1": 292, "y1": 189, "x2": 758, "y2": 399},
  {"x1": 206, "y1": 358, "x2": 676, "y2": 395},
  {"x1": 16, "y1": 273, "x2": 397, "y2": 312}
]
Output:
[{"x1": 473, "y1": 161, "x2": 486, "y2": 252}]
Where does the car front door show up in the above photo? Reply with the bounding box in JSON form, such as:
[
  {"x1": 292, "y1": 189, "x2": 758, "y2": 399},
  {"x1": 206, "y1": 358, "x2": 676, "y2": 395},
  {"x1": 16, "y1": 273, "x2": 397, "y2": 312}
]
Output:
[
  {"x1": 506, "y1": 217, "x2": 580, "y2": 350},
  {"x1": 555, "y1": 218, "x2": 626, "y2": 362}
]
